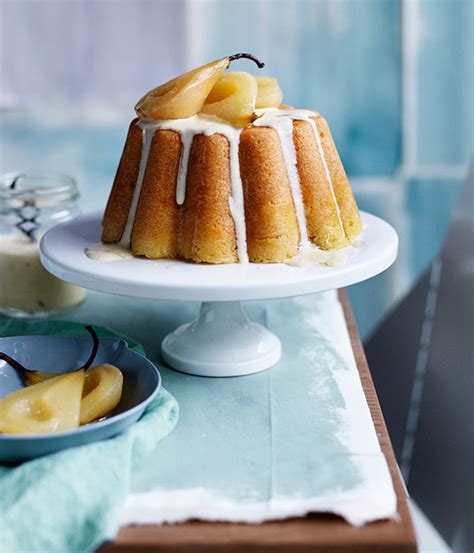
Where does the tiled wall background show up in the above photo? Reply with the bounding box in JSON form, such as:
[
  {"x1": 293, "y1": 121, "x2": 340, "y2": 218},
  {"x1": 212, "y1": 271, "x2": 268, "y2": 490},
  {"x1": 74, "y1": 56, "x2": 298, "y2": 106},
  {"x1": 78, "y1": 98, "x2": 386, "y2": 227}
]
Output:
[
  {"x1": 0, "y1": 0, "x2": 472, "y2": 178},
  {"x1": 188, "y1": 0, "x2": 403, "y2": 176}
]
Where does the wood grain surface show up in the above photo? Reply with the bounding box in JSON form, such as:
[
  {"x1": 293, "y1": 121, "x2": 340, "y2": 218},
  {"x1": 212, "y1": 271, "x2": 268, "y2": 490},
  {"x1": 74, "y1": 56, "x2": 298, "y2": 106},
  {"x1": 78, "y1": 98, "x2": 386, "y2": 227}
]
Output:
[{"x1": 100, "y1": 291, "x2": 417, "y2": 552}]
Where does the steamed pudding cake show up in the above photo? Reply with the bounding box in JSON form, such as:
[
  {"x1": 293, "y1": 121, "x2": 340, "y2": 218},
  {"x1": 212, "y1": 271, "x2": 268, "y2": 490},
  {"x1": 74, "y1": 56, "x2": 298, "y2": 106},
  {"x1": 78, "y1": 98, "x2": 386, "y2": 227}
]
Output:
[{"x1": 101, "y1": 53, "x2": 362, "y2": 264}]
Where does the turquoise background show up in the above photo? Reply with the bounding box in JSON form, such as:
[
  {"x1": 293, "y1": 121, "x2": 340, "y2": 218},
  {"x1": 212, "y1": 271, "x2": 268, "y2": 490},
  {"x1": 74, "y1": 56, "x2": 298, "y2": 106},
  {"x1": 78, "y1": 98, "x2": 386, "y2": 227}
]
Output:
[
  {"x1": 189, "y1": 0, "x2": 402, "y2": 175},
  {"x1": 187, "y1": 0, "x2": 472, "y2": 174},
  {"x1": 416, "y1": 0, "x2": 473, "y2": 166}
]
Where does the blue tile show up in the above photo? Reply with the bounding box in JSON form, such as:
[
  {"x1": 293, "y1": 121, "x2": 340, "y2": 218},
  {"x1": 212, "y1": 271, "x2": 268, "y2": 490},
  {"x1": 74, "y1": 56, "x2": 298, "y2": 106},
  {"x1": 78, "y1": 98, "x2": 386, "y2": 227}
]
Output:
[
  {"x1": 349, "y1": 177, "x2": 462, "y2": 339},
  {"x1": 189, "y1": 0, "x2": 402, "y2": 176},
  {"x1": 0, "y1": 113, "x2": 129, "y2": 213},
  {"x1": 417, "y1": 0, "x2": 473, "y2": 166}
]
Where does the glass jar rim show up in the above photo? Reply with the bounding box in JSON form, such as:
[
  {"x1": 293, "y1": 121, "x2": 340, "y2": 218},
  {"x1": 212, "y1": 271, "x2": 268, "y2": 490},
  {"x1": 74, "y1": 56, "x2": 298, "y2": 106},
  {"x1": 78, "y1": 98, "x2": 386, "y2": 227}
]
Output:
[{"x1": 0, "y1": 172, "x2": 79, "y2": 202}]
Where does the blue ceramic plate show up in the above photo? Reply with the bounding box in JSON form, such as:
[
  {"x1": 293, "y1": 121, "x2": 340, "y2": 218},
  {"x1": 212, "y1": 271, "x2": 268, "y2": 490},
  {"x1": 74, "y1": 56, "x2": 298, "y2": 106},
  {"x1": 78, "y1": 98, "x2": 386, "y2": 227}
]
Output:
[{"x1": 0, "y1": 335, "x2": 161, "y2": 463}]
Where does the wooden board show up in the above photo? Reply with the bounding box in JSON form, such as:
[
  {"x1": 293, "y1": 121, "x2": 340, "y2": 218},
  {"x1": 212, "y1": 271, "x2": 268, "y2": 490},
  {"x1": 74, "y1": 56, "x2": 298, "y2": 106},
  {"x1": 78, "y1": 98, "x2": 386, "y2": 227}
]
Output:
[{"x1": 100, "y1": 291, "x2": 417, "y2": 552}]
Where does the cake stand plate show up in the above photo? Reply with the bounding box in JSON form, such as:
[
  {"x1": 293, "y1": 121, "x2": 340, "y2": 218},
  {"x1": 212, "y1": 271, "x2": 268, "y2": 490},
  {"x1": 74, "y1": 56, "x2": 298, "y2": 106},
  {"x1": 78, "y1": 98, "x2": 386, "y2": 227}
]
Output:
[{"x1": 40, "y1": 212, "x2": 398, "y2": 377}]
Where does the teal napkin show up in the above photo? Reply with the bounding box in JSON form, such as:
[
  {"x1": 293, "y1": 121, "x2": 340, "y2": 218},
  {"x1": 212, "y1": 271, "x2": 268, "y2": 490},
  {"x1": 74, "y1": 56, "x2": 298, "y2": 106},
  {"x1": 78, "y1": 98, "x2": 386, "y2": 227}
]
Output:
[{"x1": 0, "y1": 320, "x2": 179, "y2": 553}]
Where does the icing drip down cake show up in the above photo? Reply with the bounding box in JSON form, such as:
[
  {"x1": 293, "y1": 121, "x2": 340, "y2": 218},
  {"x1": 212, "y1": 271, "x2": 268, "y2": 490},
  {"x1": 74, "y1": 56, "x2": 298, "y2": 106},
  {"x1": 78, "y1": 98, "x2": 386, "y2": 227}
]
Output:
[{"x1": 101, "y1": 53, "x2": 362, "y2": 264}]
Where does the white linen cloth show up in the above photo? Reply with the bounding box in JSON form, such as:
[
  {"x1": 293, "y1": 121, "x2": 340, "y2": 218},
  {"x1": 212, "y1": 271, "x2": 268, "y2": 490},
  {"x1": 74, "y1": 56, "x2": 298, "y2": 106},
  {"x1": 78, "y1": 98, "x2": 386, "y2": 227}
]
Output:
[{"x1": 119, "y1": 291, "x2": 396, "y2": 526}]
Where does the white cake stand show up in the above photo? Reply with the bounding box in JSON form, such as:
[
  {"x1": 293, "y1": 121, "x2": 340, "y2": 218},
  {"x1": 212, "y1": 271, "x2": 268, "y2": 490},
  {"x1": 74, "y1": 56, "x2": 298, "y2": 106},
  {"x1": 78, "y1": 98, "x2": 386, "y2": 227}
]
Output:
[{"x1": 40, "y1": 212, "x2": 398, "y2": 377}]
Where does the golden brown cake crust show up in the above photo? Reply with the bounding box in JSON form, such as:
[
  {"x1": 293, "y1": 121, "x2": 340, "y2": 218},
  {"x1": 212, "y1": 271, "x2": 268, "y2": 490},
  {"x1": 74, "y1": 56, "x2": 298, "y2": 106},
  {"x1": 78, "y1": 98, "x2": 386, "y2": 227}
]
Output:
[
  {"x1": 315, "y1": 115, "x2": 363, "y2": 240},
  {"x1": 102, "y1": 112, "x2": 363, "y2": 264},
  {"x1": 102, "y1": 118, "x2": 142, "y2": 244},
  {"x1": 239, "y1": 126, "x2": 300, "y2": 263},
  {"x1": 293, "y1": 119, "x2": 348, "y2": 250},
  {"x1": 179, "y1": 134, "x2": 238, "y2": 263},
  {"x1": 131, "y1": 130, "x2": 181, "y2": 258}
]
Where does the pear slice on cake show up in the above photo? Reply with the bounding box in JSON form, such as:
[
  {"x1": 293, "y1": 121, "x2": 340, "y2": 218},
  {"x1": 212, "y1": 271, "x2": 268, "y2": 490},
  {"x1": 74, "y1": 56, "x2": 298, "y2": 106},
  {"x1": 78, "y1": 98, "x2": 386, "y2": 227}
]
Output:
[
  {"x1": 0, "y1": 370, "x2": 84, "y2": 435},
  {"x1": 256, "y1": 76, "x2": 283, "y2": 108},
  {"x1": 201, "y1": 71, "x2": 258, "y2": 127},
  {"x1": 135, "y1": 52, "x2": 265, "y2": 121},
  {"x1": 135, "y1": 57, "x2": 230, "y2": 120}
]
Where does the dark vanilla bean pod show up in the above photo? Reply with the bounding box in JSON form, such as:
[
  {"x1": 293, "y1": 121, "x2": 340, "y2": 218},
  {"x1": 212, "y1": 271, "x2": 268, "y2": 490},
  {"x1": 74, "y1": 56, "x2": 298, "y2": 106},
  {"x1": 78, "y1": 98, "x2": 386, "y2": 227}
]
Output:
[
  {"x1": 229, "y1": 53, "x2": 265, "y2": 69},
  {"x1": 79, "y1": 325, "x2": 99, "y2": 370},
  {"x1": 0, "y1": 325, "x2": 100, "y2": 386},
  {"x1": 0, "y1": 352, "x2": 51, "y2": 385},
  {"x1": 0, "y1": 352, "x2": 32, "y2": 379},
  {"x1": 0, "y1": 352, "x2": 52, "y2": 385}
]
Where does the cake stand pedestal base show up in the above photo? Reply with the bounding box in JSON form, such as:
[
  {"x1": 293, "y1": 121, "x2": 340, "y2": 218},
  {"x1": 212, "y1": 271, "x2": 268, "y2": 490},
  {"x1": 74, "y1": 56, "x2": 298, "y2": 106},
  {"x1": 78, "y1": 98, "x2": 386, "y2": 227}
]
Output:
[{"x1": 161, "y1": 301, "x2": 281, "y2": 377}]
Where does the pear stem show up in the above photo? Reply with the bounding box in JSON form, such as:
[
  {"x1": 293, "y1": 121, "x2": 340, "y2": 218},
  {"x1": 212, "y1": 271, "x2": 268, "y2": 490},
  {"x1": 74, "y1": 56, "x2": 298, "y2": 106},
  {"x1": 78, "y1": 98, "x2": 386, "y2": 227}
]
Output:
[{"x1": 229, "y1": 53, "x2": 265, "y2": 69}]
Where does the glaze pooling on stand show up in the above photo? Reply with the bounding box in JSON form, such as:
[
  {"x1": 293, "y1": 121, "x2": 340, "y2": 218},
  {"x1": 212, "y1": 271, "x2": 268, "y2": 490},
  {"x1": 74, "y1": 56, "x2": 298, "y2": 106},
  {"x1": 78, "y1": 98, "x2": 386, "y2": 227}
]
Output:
[
  {"x1": 119, "y1": 108, "x2": 345, "y2": 264},
  {"x1": 285, "y1": 243, "x2": 348, "y2": 268},
  {"x1": 85, "y1": 242, "x2": 134, "y2": 261}
]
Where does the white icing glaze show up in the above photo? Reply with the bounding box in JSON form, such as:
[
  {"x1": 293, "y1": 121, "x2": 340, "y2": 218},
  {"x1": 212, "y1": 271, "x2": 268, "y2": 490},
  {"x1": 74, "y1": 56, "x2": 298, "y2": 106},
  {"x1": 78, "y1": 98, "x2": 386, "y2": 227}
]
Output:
[
  {"x1": 351, "y1": 239, "x2": 366, "y2": 249},
  {"x1": 253, "y1": 109, "x2": 309, "y2": 248},
  {"x1": 226, "y1": 133, "x2": 248, "y2": 264},
  {"x1": 285, "y1": 243, "x2": 348, "y2": 268},
  {"x1": 285, "y1": 234, "x2": 365, "y2": 269},
  {"x1": 305, "y1": 116, "x2": 344, "y2": 233},
  {"x1": 120, "y1": 124, "x2": 155, "y2": 246},
  {"x1": 175, "y1": 132, "x2": 192, "y2": 205},
  {"x1": 120, "y1": 108, "x2": 345, "y2": 264},
  {"x1": 85, "y1": 242, "x2": 134, "y2": 261},
  {"x1": 254, "y1": 108, "x2": 344, "y2": 236}
]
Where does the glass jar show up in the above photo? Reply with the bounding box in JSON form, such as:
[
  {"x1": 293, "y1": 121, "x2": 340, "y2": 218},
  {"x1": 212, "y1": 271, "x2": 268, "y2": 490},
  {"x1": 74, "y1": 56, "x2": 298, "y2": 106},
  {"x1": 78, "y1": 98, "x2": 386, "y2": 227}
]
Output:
[{"x1": 0, "y1": 172, "x2": 87, "y2": 318}]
